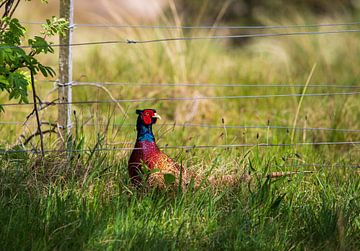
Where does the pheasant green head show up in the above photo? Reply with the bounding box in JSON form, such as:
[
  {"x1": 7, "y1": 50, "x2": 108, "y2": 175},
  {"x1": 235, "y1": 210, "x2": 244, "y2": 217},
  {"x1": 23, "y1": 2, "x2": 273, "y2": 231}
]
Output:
[{"x1": 135, "y1": 109, "x2": 161, "y2": 142}]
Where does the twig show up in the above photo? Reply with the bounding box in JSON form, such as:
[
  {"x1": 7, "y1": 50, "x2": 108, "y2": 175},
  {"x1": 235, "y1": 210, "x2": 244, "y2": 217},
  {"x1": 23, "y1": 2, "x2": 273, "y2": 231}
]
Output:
[
  {"x1": 0, "y1": 0, "x2": 9, "y2": 30},
  {"x1": 24, "y1": 98, "x2": 58, "y2": 125},
  {"x1": 24, "y1": 110, "x2": 35, "y2": 124},
  {"x1": 265, "y1": 170, "x2": 315, "y2": 179},
  {"x1": 23, "y1": 128, "x2": 57, "y2": 146},
  {"x1": 1, "y1": 0, "x2": 14, "y2": 18},
  {"x1": 0, "y1": 0, "x2": 19, "y2": 30},
  {"x1": 35, "y1": 95, "x2": 42, "y2": 105},
  {"x1": 29, "y1": 69, "x2": 44, "y2": 156},
  {"x1": 40, "y1": 99, "x2": 58, "y2": 110},
  {"x1": 0, "y1": 1, "x2": 8, "y2": 9},
  {"x1": 7, "y1": 0, "x2": 19, "y2": 19}
]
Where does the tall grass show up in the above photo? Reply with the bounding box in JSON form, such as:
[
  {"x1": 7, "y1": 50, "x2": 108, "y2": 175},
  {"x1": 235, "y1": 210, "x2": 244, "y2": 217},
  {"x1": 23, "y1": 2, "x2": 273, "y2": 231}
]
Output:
[
  {"x1": 1, "y1": 144, "x2": 359, "y2": 250},
  {"x1": 0, "y1": 2, "x2": 360, "y2": 250}
]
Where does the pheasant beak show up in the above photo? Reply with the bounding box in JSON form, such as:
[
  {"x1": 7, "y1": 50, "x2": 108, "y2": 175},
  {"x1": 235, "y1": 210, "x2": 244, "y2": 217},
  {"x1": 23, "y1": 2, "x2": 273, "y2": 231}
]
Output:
[{"x1": 152, "y1": 113, "x2": 161, "y2": 120}]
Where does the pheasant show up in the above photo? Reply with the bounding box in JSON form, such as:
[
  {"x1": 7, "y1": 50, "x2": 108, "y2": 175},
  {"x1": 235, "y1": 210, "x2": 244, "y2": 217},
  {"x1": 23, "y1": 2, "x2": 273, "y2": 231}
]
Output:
[
  {"x1": 128, "y1": 109, "x2": 315, "y2": 189},
  {"x1": 128, "y1": 109, "x2": 189, "y2": 188}
]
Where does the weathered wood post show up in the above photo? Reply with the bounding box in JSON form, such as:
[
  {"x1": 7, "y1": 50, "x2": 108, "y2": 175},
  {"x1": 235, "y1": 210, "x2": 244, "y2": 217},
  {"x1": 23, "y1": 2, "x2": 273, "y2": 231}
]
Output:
[{"x1": 58, "y1": 0, "x2": 73, "y2": 147}]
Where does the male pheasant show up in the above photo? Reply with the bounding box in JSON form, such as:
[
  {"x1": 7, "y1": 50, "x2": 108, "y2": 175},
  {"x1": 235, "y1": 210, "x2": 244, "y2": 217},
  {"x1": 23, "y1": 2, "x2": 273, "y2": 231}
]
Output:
[
  {"x1": 128, "y1": 109, "x2": 314, "y2": 189},
  {"x1": 128, "y1": 109, "x2": 188, "y2": 188}
]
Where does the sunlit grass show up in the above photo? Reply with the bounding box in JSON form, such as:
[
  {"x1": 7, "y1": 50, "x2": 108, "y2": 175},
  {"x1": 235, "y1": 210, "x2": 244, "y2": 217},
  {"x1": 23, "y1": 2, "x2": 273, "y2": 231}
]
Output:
[
  {"x1": 0, "y1": 144, "x2": 359, "y2": 250},
  {"x1": 1, "y1": 3, "x2": 360, "y2": 250}
]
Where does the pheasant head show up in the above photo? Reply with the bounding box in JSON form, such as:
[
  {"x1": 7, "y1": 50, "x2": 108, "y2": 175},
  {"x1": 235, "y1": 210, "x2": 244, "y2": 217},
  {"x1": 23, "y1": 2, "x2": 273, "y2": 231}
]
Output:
[{"x1": 135, "y1": 109, "x2": 161, "y2": 142}]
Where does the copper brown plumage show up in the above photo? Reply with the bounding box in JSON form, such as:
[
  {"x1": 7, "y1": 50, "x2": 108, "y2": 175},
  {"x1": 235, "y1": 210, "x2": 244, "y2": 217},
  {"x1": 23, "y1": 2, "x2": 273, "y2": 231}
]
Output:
[
  {"x1": 128, "y1": 109, "x2": 189, "y2": 188},
  {"x1": 128, "y1": 109, "x2": 315, "y2": 189}
]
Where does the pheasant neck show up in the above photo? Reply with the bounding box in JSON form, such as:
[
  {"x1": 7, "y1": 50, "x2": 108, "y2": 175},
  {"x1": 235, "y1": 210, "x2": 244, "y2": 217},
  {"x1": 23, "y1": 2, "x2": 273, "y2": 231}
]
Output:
[{"x1": 136, "y1": 123, "x2": 155, "y2": 142}]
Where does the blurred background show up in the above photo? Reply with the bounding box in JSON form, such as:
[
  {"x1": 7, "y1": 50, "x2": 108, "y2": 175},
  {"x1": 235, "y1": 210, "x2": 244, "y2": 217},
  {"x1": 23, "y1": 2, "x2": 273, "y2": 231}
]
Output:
[
  {"x1": 15, "y1": 0, "x2": 360, "y2": 24},
  {"x1": 1, "y1": 0, "x2": 359, "y2": 163}
]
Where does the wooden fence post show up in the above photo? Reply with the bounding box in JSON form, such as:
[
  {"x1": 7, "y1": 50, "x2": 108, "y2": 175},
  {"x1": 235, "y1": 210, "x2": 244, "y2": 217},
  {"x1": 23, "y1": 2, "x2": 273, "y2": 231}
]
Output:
[{"x1": 59, "y1": 0, "x2": 73, "y2": 147}]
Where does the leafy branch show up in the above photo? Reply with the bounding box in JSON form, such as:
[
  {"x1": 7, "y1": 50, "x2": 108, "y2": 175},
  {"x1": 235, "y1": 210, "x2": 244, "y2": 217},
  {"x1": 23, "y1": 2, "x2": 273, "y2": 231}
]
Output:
[{"x1": 0, "y1": 0, "x2": 68, "y2": 156}]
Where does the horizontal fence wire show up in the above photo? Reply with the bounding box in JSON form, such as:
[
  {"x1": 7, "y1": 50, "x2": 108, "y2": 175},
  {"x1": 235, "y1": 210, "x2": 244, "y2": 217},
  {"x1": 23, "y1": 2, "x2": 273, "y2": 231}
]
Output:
[
  {"x1": 124, "y1": 29, "x2": 360, "y2": 44},
  {"x1": 1, "y1": 121, "x2": 360, "y2": 133},
  {"x1": 1, "y1": 141, "x2": 360, "y2": 154},
  {"x1": 70, "y1": 81, "x2": 360, "y2": 89},
  {"x1": 20, "y1": 20, "x2": 360, "y2": 29},
  {"x1": 106, "y1": 123, "x2": 360, "y2": 133},
  {"x1": 1, "y1": 91, "x2": 360, "y2": 107},
  {"x1": 2, "y1": 29, "x2": 360, "y2": 49}
]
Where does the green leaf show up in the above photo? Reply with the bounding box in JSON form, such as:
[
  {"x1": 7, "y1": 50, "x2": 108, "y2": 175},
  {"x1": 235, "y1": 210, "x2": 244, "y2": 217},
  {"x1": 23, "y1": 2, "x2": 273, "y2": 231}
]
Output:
[
  {"x1": 38, "y1": 64, "x2": 48, "y2": 77},
  {"x1": 1, "y1": 18, "x2": 26, "y2": 45},
  {"x1": 0, "y1": 75, "x2": 9, "y2": 90},
  {"x1": 141, "y1": 164, "x2": 150, "y2": 175},
  {"x1": 0, "y1": 11, "x2": 61, "y2": 112},
  {"x1": 28, "y1": 36, "x2": 53, "y2": 54},
  {"x1": 270, "y1": 193, "x2": 286, "y2": 211},
  {"x1": 164, "y1": 173, "x2": 176, "y2": 185},
  {"x1": 44, "y1": 65, "x2": 55, "y2": 77},
  {"x1": 150, "y1": 168, "x2": 160, "y2": 174},
  {"x1": 42, "y1": 16, "x2": 69, "y2": 37},
  {"x1": 7, "y1": 72, "x2": 29, "y2": 103},
  {"x1": 187, "y1": 176, "x2": 196, "y2": 191}
]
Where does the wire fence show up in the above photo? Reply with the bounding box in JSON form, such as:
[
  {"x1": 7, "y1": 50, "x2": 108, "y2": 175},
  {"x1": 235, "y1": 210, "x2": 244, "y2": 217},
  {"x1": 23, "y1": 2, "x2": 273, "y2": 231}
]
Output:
[
  {"x1": 1, "y1": 91, "x2": 360, "y2": 107},
  {"x1": 37, "y1": 80, "x2": 360, "y2": 89},
  {"x1": 2, "y1": 28, "x2": 360, "y2": 49},
  {"x1": 1, "y1": 141, "x2": 360, "y2": 154},
  {"x1": 20, "y1": 20, "x2": 360, "y2": 29},
  {"x1": 1, "y1": 121, "x2": 360, "y2": 134},
  {"x1": 71, "y1": 81, "x2": 360, "y2": 89},
  {"x1": 1, "y1": 17, "x2": 360, "y2": 163}
]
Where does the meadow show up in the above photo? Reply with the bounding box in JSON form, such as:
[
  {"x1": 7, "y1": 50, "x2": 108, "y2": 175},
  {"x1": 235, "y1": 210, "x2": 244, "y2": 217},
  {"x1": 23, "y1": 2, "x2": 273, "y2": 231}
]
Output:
[{"x1": 0, "y1": 1, "x2": 360, "y2": 250}]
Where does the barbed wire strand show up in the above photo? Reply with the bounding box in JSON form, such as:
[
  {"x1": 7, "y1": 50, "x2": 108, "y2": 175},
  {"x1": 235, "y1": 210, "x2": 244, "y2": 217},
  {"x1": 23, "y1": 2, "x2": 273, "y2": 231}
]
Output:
[
  {"x1": 38, "y1": 80, "x2": 360, "y2": 89},
  {"x1": 19, "y1": 21, "x2": 360, "y2": 30},
  {"x1": 1, "y1": 121, "x2": 360, "y2": 133},
  {"x1": 1, "y1": 141, "x2": 360, "y2": 154},
  {"x1": 1, "y1": 91, "x2": 360, "y2": 107},
  {"x1": 2, "y1": 29, "x2": 360, "y2": 49},
  {"x1": 127, "y1": 29, "x2": 360, "y2": 44},
  {"x1": 136, "y1": 123, "x2": 360, "y2": 133},
  {"x1": 71, "y1": 81, "x2": 360, "y2": 89}
]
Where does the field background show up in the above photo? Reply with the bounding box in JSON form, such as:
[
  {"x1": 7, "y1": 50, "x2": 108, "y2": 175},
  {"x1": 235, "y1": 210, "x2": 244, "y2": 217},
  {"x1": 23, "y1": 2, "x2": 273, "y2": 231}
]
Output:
[{"x1": 0, "y1": 0, "x2": 360, "y2": 250}]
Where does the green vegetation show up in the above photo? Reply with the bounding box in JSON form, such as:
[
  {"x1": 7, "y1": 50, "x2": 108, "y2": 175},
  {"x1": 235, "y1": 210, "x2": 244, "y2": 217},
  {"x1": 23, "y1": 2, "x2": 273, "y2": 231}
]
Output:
[
  {"x1": 1, "y1": 1, "x2": 360, "y2": 250},
  {"x1": 0, "y1": 1, "x2": 67, "y2": 112},
  {"x1": 0, "y1": 148, "x2": 359, "y2": 250}
]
